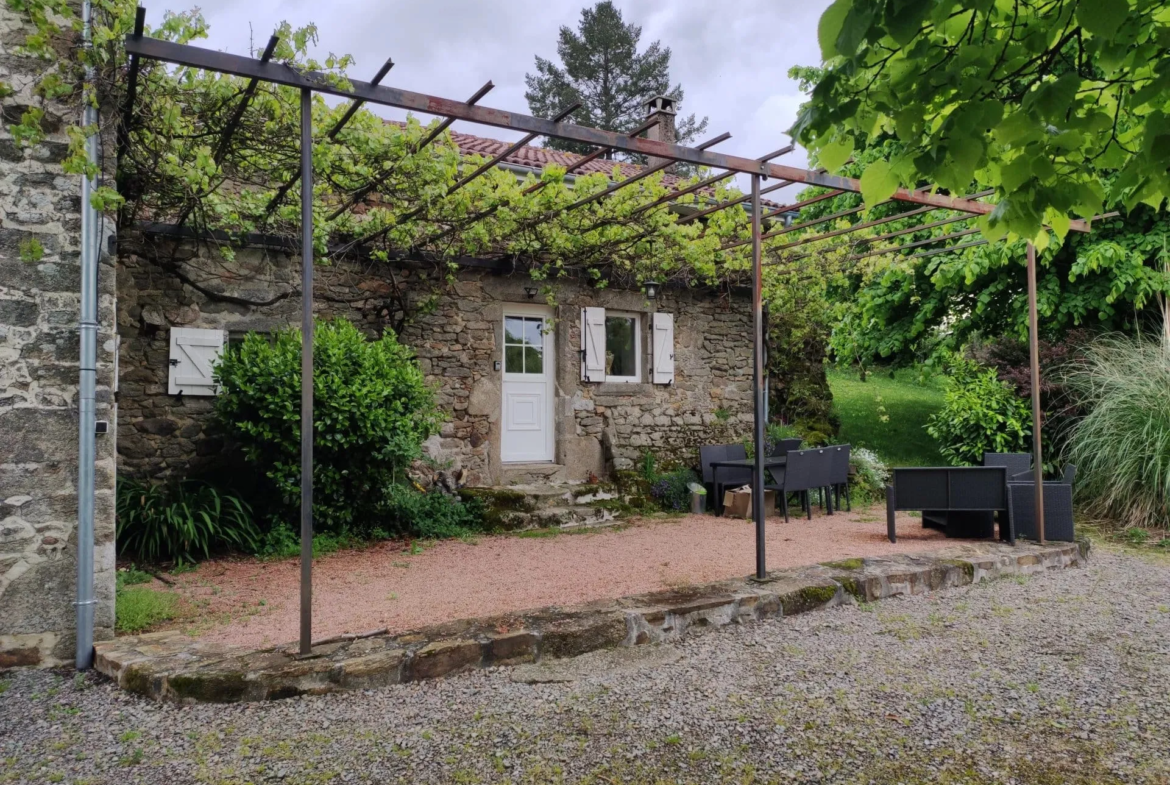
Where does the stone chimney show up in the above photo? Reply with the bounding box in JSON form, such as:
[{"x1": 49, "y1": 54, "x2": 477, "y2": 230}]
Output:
[{"x1": 643, "y1": 95, "x2": 677, "y2": 173}]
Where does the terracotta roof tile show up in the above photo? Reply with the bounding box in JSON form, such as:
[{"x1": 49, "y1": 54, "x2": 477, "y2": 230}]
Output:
[{"x1": 386, "y1": 120, "x2": 785, "y2": 209}]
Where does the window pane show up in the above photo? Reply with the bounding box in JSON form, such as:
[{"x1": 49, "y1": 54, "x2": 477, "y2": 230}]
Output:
[
  {"x1": 606, "y1": 316, "x2": 637, "y2": 378},
  {"x1": 524, "y1": 345, "x2": 543, "y2": 374},
  {"x1": 523, "y1": 318, "x2": 544, "y2": 347},
  {"x1": 505, "y1": 345, "x2": 524, "y2": 373},
  {"x1": 504, "y1": 317, "x2": 525, "y2": 345}
]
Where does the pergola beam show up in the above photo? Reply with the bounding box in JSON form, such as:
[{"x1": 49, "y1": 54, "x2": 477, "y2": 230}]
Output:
[
  {"x1": 325, "y1": 80, "x2": 496, "y2": 222},
  {"x1": 264, "y1": 56, "x2": 396, "y2": 217},
  {"x1": 123, "y1": 33, "x2": 1060, "y2": 225}
]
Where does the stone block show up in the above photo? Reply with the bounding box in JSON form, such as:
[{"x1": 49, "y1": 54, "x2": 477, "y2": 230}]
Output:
[
  {"x1": 485, "y1": 631, "x2": 538, "y2": 665},
  {"x1": 332, "y1": 649, "x2": 406, "y2": 690},
  {"x1": 409, "y1": 639, "x2": 482, "y2": 681},
  {"x1": 540, "y1": 612, "x2": 628, "y2": 660}
]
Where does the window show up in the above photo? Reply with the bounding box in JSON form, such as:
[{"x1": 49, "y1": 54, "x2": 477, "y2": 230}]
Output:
[
  {"x1": 604, "y1": 313, "x2": 640, "y2": 382},
  {"x1": 504, "y1": 316, "x2": 544, "y2": 375}
]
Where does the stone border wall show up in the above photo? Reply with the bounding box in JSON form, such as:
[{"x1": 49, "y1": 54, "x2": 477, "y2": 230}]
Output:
[
  {"x1": 0, "y1": 4, "x2": 117, "y2": 667},
  {"x1": 94, "y1": 540, "x2": 1086, "y2": 703}
]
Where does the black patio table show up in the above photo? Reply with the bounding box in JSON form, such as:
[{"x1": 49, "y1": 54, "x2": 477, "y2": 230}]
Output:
[{"x1": 710, "y1": 456, "x2": 787, "y2": 515}]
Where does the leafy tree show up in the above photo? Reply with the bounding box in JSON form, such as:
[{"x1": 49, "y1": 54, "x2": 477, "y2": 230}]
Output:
[
  {"x1": 525, "y1": 1, "x2": 708, "y2": 158},
  {"x1": 792, "y1": 0, "x2": 1170, "y2": 244}
]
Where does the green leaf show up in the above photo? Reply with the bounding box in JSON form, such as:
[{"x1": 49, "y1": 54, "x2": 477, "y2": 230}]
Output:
[
  {"x1": 1077, "y1": 0, "x2": 1129, "y2": 38},
  {"x1": 1045, "y1": 208, "x2": 1071, "y2": 241},
  {"x1": 859, "y1": 160, "x2": 900, "y2": 207},
  {"x1": 836, "y1": 2, "x2": 877, "y2": 58},
  {"x1": 885, "y1": 0, "x2": 932, "y2": 45},
  {"x1": 818, "y1": 0, "x2": 853, "y2": 59},
  {"x1": 818, "y1": 135, "x2": 854, "y2": 172}
]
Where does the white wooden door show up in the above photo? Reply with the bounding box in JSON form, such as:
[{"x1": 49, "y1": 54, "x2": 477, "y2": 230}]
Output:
[{"x1": 501, "y1": 307, "x2": 554, "y2": 463}]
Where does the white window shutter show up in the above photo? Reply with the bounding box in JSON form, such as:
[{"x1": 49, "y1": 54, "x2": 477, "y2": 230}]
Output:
[
  {"x1": 581, "y1": 307, "x2": 607, "y2": 382},
  {"x1": 169, "y1": 327, "x2": 226, "y2": 396},
  {"x1": 651, "y1": 312, "x2": 675, "y2": 385}
]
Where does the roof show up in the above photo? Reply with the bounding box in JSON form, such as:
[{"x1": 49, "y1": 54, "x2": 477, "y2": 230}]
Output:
[
  {"x1": 447, "y1": 128, "x2": 652, "y2": 181},
  {"x1": 389, "y1": 121, "x2": 785, "y2": 209}
]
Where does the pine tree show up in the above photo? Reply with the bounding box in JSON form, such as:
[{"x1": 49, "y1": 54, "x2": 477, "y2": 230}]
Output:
[{"x1": 525, "y1": 1, "x2": 708, "y2": 161}]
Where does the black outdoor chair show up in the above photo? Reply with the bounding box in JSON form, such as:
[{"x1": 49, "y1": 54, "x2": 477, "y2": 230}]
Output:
[
  {"x1": 700, "y1": 443, "x2": 751, "y2": 513},
  {"x1": 984, "y1": 452, "x2": 1032, "y2": 477},
  {"x1": 771, "y1": 437, "x2": 803, "y2": 457},
  {"x1": 984, "y1": 452, "x2": 1031, "y2": 533},
  {"x1": 770, "y1": 448, "x2": 833, "y2": 521},
  {"x1": 828, "y1": 444, "x2": 851, "y2": 513},
  {"x1": 1006, "y1": 462, "x2": 1077, "y2": 542}
]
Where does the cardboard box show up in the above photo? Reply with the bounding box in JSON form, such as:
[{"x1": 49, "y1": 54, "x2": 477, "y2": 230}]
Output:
[{"x1": 722, "y1": 486, "x2": 776, "y2": 519}]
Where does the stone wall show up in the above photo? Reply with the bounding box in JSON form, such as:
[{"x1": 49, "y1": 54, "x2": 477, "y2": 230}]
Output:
[
  {"x1": 0, "y1": 5, "x2": 117, "y2": 666},
  {"x1": 115, "y1": 234, "x2": 755, "y2": 489}
]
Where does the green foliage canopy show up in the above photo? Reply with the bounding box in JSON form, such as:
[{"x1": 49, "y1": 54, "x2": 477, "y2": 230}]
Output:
[
  {"x1": 793, "y1": 0, "x2": 1170, "y2": 244},
  {"x1": 3, "y1": 0, "x2": 766, "y2": 295}
]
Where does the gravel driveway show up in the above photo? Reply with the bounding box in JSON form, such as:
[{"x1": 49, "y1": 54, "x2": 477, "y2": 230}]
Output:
[{"x1": 3, "y1": 548, "x2": 1168, "y2": 784}]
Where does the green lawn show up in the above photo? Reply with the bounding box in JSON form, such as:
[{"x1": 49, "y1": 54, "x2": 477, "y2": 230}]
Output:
[{"x1": 828, "y1": 367, "x2": 946, "y2": 467}]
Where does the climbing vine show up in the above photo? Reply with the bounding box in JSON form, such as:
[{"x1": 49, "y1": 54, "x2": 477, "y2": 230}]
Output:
[{"x1": 1, "y1": 0, "x2": 784, "y2": 295}]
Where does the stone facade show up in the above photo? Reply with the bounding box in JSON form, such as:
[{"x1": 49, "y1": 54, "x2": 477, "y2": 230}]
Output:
[
  {"x1": 0, "y1": 5, "x2": 117, "y2": 666},
  {"x1": 115, "y1": 233, "x2": 756, "y2": 488}
]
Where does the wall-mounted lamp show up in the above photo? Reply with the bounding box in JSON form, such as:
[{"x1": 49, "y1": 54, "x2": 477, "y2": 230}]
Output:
[
  {"x1": 524, "y1": 286, "x2": 538, "y2": 300},
  {"x1": 643, "y1": 281, "x2": 660, "y2": 300}
]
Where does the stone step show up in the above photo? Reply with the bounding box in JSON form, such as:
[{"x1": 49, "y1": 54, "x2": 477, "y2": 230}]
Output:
[
  {"x1": 501, "y1": 463, "x2": 567, "y2": 486},
  {"x1": 529, "y1": 505, "x2": 617, "y2": 528}
]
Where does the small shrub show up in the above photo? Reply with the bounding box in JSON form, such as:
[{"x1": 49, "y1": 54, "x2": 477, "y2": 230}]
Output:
[
  {"x1": 380, "y1": 483, "x2": 486, "y2": 538},
  {"x1": 214, "y1": 319, "x2": 442, "y2": 535},
  {"x1": 848, "y1": 447, "x2": 889, "y2": 502},
  {"x1": 925, "y1": 357, "x2": 1032, "y2": 466},
  {"x1": 116, "y1": 479, "x2": 260, "y2": 565},
  {"x1": 115, "y1": 586, "x2": 179, "y2": 634},
  {"x1": 1123, "y1": 527, "x2": 1150, "y2": 546},
  {"x1": 649, "y1": 468, "x2": 699, "y2": 512}
]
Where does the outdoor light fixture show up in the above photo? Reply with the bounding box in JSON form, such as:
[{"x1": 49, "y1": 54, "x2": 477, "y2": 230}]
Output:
[
  {"x1": 524, "y1": 286, "x2": 538, "y2": 299},
  {"x1": 644, "y1": 281, "x2": 660, "y2": 300}
]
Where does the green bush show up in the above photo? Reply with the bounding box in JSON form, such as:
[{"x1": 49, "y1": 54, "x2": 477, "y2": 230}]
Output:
[
  {"x1": 1063, "y1": 335, "x2": 1170, "y2": 530},
  {"x1": 637, "y1": 451, "x2": 699, "y2": 512},
  {"x1": 214, "y1": 319, "x2": 442, "y2": 535},
  {"x1": 925, "y1": 357, "x2": 1032, "y2": 466},
  {"x1": 116, "y1": 478, "x2": 260, "y2": 565},
  {"x1": 380, "y1": 483, "x2": 486, "y2": 539}
]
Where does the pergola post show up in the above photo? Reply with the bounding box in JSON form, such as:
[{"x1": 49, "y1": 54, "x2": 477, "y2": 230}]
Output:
[
  {"x1": 751, "y1": 174, "x2": 767, "y2": 580},
  {"x1": 299, "y1": 87, "x2": 315, "y2": 654},
  {"x1": 1025, "y1": 241, "x2": 1045, "y2": 543}
]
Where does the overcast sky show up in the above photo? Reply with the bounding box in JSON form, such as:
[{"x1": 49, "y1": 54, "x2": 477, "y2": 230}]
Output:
[{"x1": 145, "y1": 1, "x2": 833, "y2": 186}]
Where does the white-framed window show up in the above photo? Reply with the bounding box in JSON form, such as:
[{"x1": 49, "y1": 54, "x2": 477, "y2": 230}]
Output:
[{"x1": 604, "y1": 311, "x2": 641, "y2": 383}]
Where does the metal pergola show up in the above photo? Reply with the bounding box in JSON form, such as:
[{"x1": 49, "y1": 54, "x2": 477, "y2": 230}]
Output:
[{"x1": 119, "y1": 11, "x2": 1097, "y2": 655}]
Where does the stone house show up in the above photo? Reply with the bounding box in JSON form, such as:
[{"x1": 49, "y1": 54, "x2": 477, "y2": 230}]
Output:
[
  {"x1": 117, "y1": 228, "x2": 757, "y2": 490},
  {"x1": 117, "y1": 98, "x2": 762, "y2": 490}
]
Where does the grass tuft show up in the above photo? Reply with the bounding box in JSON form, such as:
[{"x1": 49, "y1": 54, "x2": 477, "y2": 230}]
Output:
[
  {"x1": 116, "y1": 586, "x2": 179, "y2": 634},
  {"x1": 1063, "y1": 335, "x2": 1170, "y2": 531}
]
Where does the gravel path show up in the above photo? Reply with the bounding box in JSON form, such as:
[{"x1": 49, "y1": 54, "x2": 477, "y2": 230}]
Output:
[
  {"x1": 4, "y1": 548, "x2": 1169, "y2": 784},
  {"x1": 168, "y1": 505, "x2": 950, "y2": 647}
]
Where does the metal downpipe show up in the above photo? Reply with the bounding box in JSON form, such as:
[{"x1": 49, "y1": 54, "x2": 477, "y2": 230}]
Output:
[{"x1": 75, "y1": 0, "x2": 99, "y2": 670}]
